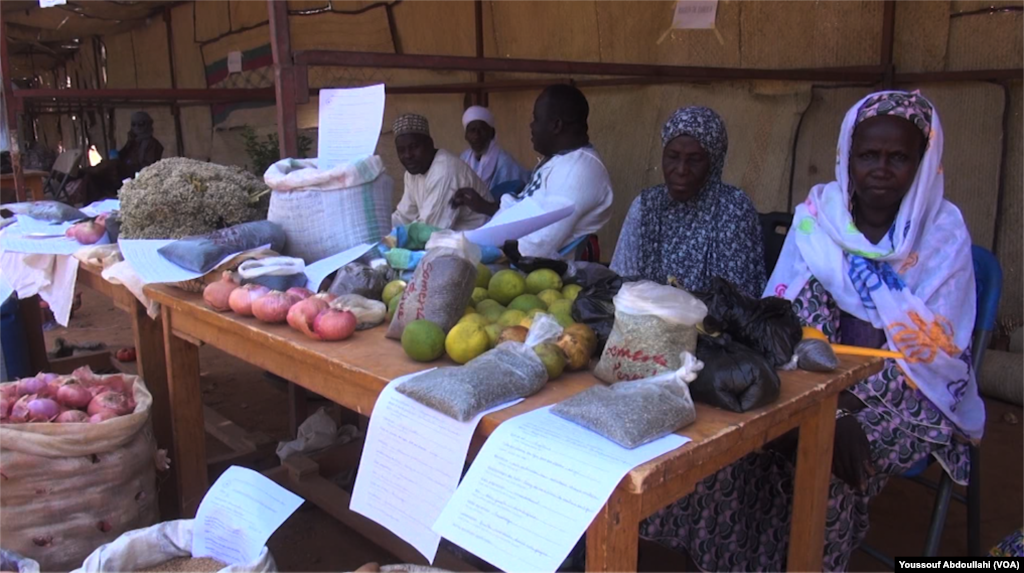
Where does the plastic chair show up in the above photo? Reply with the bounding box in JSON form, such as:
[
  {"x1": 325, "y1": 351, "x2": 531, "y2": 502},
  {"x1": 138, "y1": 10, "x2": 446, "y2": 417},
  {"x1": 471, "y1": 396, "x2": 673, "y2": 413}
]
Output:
[
  {"x1": 43, "y1": 148, "x2": 82, "y2": 202},
  {"x1": 559, "y1": 234, "x2": 601, "y2": 263},
  {"x1": 760, "y1": 211, "x2": 793, "y2": 278},
  {"x1": 860, "y1": 245, "x2": 1002, "y2": 567}
]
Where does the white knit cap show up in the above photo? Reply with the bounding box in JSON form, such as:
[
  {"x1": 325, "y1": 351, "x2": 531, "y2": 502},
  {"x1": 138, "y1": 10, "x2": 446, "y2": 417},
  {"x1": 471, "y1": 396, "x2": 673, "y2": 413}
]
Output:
[{"x1": 462, "y1": 106, "x2": 495, "y2": 129}]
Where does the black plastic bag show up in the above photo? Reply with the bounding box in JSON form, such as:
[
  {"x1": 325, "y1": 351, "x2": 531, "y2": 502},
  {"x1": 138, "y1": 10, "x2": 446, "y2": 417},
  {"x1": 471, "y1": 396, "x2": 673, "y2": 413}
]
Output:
[
  {"x1": 690, "y1": 334, "x2": 781, "y2": 413},
  {"x1": 564, "y1": 261, "x2": 618, "y2": 287},
  {"x1": 104, "y1": 212, "x2": 122, "y2": 243},
  {"x1": 158, "y1": 220, "x2": 286, "y2": 274},
  {"x1": 502, "y1": 240, "x2": 569, "y2": 276},
  {"x1": 695, "y1": 277, "x2": 803, "y2": 368},
  {"x1": 570, "y1": 274, "x2": 641, "y2": 355},
  {"x1": 328, "y1": 262, "x2": 389, "y2": 300}
]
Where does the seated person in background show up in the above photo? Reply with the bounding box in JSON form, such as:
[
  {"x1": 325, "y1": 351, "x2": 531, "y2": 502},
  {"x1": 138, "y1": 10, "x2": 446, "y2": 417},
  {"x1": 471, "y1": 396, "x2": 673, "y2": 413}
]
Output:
[
  {"x1": 391, "y1": 113, "x2": 492, "y2": 232},
  {"x1": 83, "y1": 111, "x2": 163, "y2": 202},
  {"x1": 451, "y1": 85, "x2": 613, "y2": 260},
  {"x1": 460, "y1": 105, "x2": 530, "y2": 198},
  {"x1": 610, "y1": 106, "x2": 765, "y2": 296},
  {"x1": 641, "y1": 91, "x2": 984, "y2": 571}
]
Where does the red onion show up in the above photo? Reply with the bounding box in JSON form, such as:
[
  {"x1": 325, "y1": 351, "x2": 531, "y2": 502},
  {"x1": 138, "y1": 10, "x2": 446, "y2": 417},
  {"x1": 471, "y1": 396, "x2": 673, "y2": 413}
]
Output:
[
  {"x1": 27, "y1": 398, "x2": 60, "y2": 422},
  {"x1": 17, "y1": 377, "x2": 47, "y2": 397},
  {"x1": 67, "y1": 220, "x2": 107, "y2": 245},
  {"x1": 228, "y1": 284, "x2": 270, "y2": 316},
  {"x1": 39, "y1": 373, "x2": 60, "y2": 384},
  {"x1": 203, "y1": 272, "x2": 238, "y2": 312},
  {"x1": 87, "y1": 391, "x2": 133, "y2": 417},
  {"x1": 89, "y1": 412, "x2": 118, "y2": 424},
  {"x1": 0, "y1": 397, "x2": 11, "y2": 420},
  {"x1": 57, "y1": 380, "x2": 93, "y2": 409},
  {"x1": 252, "y1": 290, "x2": 296, "y2": 324},
  {"x1": 9, "y1": 395, "x2": 34, "y2": 422},
  {"x1": 1, "y1": 383, "x2": 19, "y2": 401},
  {"x1": 286, "y1": 287, "x2": 315, "y2": 300},
  {"x1": 313, "y1": 309, "x2": 357, "y2": 341},
  {"x1": 287, "y1": 297, "x2": 331, "y2": 339},
  {"x1": 71, "y1": 366, "x2": 101, "y2": 386},
  {"x1": 55, "y1": 410, "x2": 90, "y2": 423}
]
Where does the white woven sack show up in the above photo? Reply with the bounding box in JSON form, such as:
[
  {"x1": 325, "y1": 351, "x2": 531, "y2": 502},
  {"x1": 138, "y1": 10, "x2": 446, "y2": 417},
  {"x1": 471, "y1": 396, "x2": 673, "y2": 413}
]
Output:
[
  {"x1": 0, "y1": 374, "x2": 160, "y2": 572},
  {"x1": 265, "y1": 156, "x2": 393, "y2": 263},
  {"x1": 71, "y1": 519, "x2": 277, "y2": 573}
]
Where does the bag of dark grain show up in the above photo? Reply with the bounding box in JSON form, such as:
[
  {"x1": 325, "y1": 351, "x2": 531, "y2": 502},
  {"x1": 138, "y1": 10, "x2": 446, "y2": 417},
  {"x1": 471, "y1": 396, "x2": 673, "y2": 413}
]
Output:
[
  {"x1": 386, "y1": 231, "x2": 480, "y2": 339},
  {"x1": 157, "y1": 221, "x2": 286, "y2": 274},
  {"x1": 594, "y1": 281, "x2": 707, "y2": 383},
  {"x1": 397, "y1": 315, "x2": 563, "y2": 421},
  {"x1": 553, "y1": 352, "x2": 702, "y2": 449},
  {"x1": 71, "y1": 519, "x2": 276, "y2": 573}
]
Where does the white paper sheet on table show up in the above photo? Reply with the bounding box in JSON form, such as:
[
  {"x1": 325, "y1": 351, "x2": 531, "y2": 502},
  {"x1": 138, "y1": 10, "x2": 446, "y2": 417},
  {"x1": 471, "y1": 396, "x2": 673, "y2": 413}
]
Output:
[
  {"x1": 304, "y1": 242, "x2": 377, "y2": 291},
  {"x1": 118, "y1": 239, "x2": 270, "y2": 284},
  {"x1": 12, "y1": 216, "x2": 72, "y2": 235},
  {"x1": 465, "y1": 197, "x2": 575, "y2": 247},
  {"x1": 433, "y1": 406, "x2": 690, "y2": 573},
  {"x1": 192, "y1": 466, "x2": 304, "y2": 565},
  {"x1": 350, "y1": 372, "x2": 523, "y2": 563},
  {"x1": 317, "y1": 84, "x2": 385, "y2": 171},
  {"x1": 80, "y1": 198, "x2": 121, "y2": 216}
]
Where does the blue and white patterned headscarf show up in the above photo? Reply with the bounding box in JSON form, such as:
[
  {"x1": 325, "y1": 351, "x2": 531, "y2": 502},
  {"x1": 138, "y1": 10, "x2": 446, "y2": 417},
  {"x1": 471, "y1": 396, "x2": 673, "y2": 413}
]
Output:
[{"x1": 661, "y1": 106, "x2": 729, "y2": 185}]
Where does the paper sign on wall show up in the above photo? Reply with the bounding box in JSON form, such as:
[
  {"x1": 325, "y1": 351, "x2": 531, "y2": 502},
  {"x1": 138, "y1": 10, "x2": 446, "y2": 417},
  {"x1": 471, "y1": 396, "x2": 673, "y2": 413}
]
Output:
[
  {"x1": 227, "y1": 51, "x2": 243, "y2": 74},
  {"x1": 672, "y1": 0, "x2": 718, "y2": 29}
]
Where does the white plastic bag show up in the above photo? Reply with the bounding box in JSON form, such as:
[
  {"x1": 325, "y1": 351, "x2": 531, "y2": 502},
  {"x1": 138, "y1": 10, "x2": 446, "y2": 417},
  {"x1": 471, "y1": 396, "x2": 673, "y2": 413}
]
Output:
[
  {"x1": 385, "y1": 231, "x2": 481, "y2": 339},
  {"x1": 237, "y1": 257, "x2": 305, "y2": 279},
  {"x1": 329, "y1": 294, "x2": 387, "y2": 330},
  {"x1": 265, "y1": 157, "x2": 393, "y2": 263},
  {"x1": 554, "y1": 352, "x2": 703, "y2": 449},
  {"x1": 71, "y1": 519, "x2": 276, "y2": 573},
  {"x1": 276, "y1": 407, "x2": 360, "y2": 462},
  {"x1": 594, "y1": 280, "x2": 708, "y2": 383},
  {"x1": 0, "y1": 549, "x2": 40, "y2": 573}
]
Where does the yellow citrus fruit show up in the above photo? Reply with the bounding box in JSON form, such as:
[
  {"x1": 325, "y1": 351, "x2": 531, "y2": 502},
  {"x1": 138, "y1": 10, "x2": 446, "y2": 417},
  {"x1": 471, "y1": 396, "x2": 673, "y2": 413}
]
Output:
[
  {"x1": 471, "y1": 287, "x2": 490, "y2": 305},
  {"x1": 475, "y1": 263, "x2": 493, "y2": 289},
  {"x1": 525, "y1": 269, "x2": 563, "y2": 295},
  {"x1": 463, "y1": 306, "x2": 477, "y2": 317},
  {"x1": 481, "y1": 305, "x2": 506, "y2": 323},
  {"x1": 533, "y1": 343, "x2": 568, "y2": 379},
  {"x1": 488, "y1": 270, "x2": 527, "y2": 305},
  {"x1": 445, "y1": 322, "x2": 491, "y2": 365},
  {"x1": 562, "y1": 284, "x2": 584, "y2": 302},
  {"x1": 497, "y1": 309, "x2": 527, "y2": 328},
  {"x1": 459, "y1": 313, "x2": 492, "y2": 327},
  {"x1": 387, "y1": 294, "x2": 402, "y2": 321},
  {"x1": 508, "y1": 294, "x2": 547, "y2": 313},
  {"x1": 519, "y1": 317, "x2": 533, "y2": 329},
  {"x1": 547, "y1": 299, "x2": 573, "y2": 317},
  {"x1": 382, "y1": 280, "x2": 407, "y2": 304},
  {"x1": 484, "y1": 323, "x2": 503, "y2": 348},
  {"x1": 475, "y1": 298, "x2": 502, "y2": 313},
  {"x1": 401, "y1": 320, "x2": 446, "y2": 362},
  {"x1": 537, "y1": 289, "x2": 564, "y2": 307}
]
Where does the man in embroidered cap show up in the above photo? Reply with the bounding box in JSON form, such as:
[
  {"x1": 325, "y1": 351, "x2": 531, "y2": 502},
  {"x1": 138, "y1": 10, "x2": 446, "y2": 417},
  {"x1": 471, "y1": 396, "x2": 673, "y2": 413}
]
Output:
[
  {"x1": 460, "y1": 105, "x2": 529, "y2": 196},
  {"x1": 391, "y1": 113, "x2": 492, "y2": 231}
]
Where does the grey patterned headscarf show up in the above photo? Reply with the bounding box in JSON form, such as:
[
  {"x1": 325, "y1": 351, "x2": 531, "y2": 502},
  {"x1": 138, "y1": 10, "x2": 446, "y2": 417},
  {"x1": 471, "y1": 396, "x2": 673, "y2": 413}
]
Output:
[{"x1": 661, "y1": 106, "x2": 729, "y2": 183}]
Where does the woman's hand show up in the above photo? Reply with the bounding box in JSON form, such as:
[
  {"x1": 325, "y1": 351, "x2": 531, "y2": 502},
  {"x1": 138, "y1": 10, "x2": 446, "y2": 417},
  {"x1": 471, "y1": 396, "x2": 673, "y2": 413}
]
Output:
[
  {"x1": 451, "y1": 188, "x2": 499, "y2": 216},
  {"x1": 832, "y1": 414, "x2": 875, "y2": 491}
]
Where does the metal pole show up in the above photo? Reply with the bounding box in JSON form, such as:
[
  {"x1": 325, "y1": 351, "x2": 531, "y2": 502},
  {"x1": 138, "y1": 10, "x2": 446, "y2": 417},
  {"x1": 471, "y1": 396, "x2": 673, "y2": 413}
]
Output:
[
  {"x1": 268, "y1": 0, "x2": 298, "y2": 159},
  {"x1": 1, "y1": 22, "x2": 27, "y2": 202}
]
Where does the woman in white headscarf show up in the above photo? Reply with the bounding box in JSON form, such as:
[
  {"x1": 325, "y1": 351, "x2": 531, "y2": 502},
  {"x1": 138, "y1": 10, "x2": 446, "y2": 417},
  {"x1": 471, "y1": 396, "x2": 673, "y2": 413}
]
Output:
[
  {"x1": 641, "y1": 91, "x2": 982, "y2": 571},
  {"x1": 459, "y1": 105, "x2": 530, "y2": 196}
]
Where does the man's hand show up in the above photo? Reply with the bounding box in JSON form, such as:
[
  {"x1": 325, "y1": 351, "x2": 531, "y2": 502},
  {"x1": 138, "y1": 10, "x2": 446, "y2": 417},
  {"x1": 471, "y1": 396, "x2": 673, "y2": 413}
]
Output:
[
  {"x1": 832, "y1": 414, "x2": 875, "y2": 492},
  {"x1": 451, "y1": 188, "x2": 499, "y2": 217}
]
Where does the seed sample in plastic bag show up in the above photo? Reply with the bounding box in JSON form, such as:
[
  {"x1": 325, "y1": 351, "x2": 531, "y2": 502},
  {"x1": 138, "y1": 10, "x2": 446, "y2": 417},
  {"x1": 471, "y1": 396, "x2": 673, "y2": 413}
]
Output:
[
  {"x1": 386, "y1": 231, "x2": 480, "y2": 339},
  {"x1": 594, "y1": 281, "x2": 707, "y2": 383},
  {"x1": 396, "y1": 315, "x2": 563, "y2": 421},
  {"x1": 553, "y1": 353, "x2": 702, "y2": 449}
]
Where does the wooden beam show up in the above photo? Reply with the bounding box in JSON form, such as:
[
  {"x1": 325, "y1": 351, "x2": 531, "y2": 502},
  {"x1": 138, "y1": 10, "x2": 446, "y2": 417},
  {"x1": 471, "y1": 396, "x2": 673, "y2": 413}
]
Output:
[
  {"x1": 268, "y1": 0, "x2": 298, "y2": 159},
  {"x1": 880, "y1": 0, "x2": 896, "y2": 88},
  {"x1": 296, "y1": 50, "x2": 887, "y2": 83},
  {"x1": 894, "y1": 69, "x2": 1024, "y2": 83},
  {"x1": 1, "y1": 22, "x2": 27, "y2": 202}
]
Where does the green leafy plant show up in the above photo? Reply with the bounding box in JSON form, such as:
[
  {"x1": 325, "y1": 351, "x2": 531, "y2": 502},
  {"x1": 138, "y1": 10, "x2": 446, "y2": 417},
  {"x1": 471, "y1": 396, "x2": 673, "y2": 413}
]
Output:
[{"x1": 241, "y1": 125, "x2": 312, "y2": 176}]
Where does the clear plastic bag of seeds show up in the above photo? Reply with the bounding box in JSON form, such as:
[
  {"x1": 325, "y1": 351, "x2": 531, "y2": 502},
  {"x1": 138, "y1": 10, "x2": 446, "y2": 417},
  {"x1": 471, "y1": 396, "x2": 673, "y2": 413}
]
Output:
[
  {"x1": 594, "y1": 281, "x2": 707, "y2": 383},
  {"x1": 396, "y1": 314, "x2": 563, "y2": 422},
  {"x1": 553, "y1": 352, "x2": 702, "y2": 449}
]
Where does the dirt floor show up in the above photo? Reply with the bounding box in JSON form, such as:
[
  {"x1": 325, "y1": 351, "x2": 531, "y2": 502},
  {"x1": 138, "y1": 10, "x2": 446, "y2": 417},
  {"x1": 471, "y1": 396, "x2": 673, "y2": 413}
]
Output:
[{"x1": 41, "y1": 287, "x2": 1024, "y2": 572}]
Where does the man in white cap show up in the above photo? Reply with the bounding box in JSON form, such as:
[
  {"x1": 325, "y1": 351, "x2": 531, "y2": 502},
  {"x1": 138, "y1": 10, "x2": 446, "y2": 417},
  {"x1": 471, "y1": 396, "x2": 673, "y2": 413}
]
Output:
[
  {"x1": 460, "y1": 105, "x2": 530, "y2": 195},
  {"x1": 391, "y1": 113, "x2": 492, "y2": 231}
]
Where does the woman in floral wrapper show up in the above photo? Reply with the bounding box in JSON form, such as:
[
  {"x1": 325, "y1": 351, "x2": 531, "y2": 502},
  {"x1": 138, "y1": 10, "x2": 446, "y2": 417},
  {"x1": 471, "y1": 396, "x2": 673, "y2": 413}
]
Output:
[{"x1": 640, "y1": 90, "x2": 984, "y2": 571}]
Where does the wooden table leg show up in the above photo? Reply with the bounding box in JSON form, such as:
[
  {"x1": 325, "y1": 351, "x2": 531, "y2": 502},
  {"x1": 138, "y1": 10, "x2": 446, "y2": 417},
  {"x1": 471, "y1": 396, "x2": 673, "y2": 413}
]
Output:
[
  {"x1": 130, "y1": 300, "x2": 175, "y2": 518},
  {"x1": 20, "y1": 295, "x2": 49, "y2": 373},
  {"x1": 586, "y1": 484, "x2": 642, "y2": 572},
  {"x1": 161, "y1": 305, "x2": 207, "y2": 518},
  {"x1": 786, "y1": 394, "x2": 839, "y2": 571},
  {"x1": 288, "y1": 382, "x2": 308, "y2": 438}
]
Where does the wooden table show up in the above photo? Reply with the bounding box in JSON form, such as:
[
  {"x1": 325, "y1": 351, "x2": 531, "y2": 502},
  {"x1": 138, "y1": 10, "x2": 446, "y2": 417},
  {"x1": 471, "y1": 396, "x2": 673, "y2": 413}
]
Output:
[
  {"x1": 145, "y1": 284, "x2": 883, "y2": 572},
  {"x1": 1, "y1": 170, "x2": 48, "y2": 202}
]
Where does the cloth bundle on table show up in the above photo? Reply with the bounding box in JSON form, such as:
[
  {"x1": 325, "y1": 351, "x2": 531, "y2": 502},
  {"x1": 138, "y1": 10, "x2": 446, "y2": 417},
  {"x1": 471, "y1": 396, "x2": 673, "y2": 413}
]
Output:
[{"x1": 641, "y1": 91, "x2": 982, "y2": 572}]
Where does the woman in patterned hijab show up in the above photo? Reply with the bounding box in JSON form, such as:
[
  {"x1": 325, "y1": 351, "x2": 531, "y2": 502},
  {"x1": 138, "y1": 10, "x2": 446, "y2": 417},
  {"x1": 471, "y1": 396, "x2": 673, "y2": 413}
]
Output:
[{"x1": 610, "y1": 106, "x2": 765, "y2": 296}]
